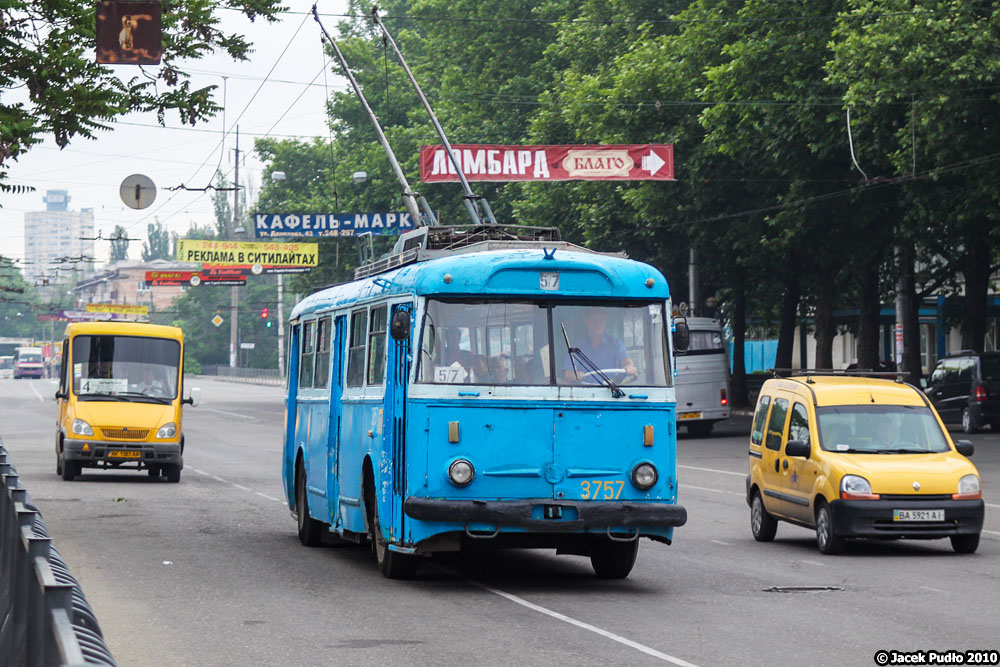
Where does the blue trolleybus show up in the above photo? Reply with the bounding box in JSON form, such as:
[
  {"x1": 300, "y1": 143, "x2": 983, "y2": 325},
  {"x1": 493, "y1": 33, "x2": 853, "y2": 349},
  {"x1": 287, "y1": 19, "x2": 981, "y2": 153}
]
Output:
[{"x1": 283, "y1": 225, "x2": 689, "y2": 578}]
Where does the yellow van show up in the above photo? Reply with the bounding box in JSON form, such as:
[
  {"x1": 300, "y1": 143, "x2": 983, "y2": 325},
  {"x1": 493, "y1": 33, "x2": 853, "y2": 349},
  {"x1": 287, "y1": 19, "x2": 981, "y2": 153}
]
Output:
[
  {"x1": 54, "y1": 322, "x2": 200, "y2": 482},
  {"x1": 747, "y1": 373, "x2": 984, "y2": 554}
]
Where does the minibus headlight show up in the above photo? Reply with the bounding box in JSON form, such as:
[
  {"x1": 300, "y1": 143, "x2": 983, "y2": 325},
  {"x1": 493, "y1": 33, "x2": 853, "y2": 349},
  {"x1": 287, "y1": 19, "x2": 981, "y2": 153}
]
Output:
[
  {"x1": 631, "y1": 463, "x2": 657, "y2": 490},
  {"x1": 448, "y1": 459, "x2": 475, "y2": 487},
  {"x1": 156, "y1": 422, "x2": 177, "y2": 439},
  {"x1": 955, "y1": 474, "x2": 981, "y2": 500},
  {"x1": 71, "y1": 419, "x2": 93, "y2": 436}
]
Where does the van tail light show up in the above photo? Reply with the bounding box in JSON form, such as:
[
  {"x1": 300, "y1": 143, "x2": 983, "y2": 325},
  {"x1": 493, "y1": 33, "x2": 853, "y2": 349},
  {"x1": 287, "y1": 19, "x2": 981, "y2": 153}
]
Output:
[
  {"x1": 974, "y1": 385, "x2": 987, "y2": 402},
  {"x1": 720, "y1": 388, "x2": 728, "y2": 406}
]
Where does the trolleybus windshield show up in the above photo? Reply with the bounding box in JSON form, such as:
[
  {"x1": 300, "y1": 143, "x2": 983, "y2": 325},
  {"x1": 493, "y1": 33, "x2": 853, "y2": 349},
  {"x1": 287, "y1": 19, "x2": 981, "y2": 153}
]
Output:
[{"x1": 417, "y1": 299, "x2": 671, "y2": 387}]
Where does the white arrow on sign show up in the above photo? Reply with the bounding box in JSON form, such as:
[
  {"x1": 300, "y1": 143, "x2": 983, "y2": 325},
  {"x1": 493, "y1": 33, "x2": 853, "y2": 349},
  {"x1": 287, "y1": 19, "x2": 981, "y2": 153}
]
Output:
[{"x1": 641, "y1": 150, "x2": 666, "y2": 176}]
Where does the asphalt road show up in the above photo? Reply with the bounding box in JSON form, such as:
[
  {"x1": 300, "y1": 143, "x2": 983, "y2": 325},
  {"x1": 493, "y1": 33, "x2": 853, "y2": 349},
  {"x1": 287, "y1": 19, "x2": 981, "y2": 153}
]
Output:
[{"x1": 2, "y1": 377, "x2": 997, "y2": 667}]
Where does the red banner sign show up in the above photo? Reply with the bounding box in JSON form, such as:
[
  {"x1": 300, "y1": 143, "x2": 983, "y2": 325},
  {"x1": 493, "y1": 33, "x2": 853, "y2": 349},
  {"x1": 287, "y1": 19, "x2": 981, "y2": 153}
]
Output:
[
  {"x1": 419, "y1": 144, "x2": 673, "y2": 183},
  {"x1": 144, "y1": 270, "x2": 246, "y2": 287}
]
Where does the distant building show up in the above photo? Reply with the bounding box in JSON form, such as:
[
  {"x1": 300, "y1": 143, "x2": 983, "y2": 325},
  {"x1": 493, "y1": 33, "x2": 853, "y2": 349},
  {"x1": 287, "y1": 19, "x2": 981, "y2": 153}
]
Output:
[
  {"x1": 23, "y1": 190, "x2": 96, "y2": 285},
  {"x1": 74, "y1": 259, "x2": 201, "y2": 314}
]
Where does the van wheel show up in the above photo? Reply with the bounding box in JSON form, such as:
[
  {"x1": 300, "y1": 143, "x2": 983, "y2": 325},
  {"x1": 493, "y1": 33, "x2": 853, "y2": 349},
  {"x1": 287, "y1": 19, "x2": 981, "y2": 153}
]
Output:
[
  {"x1": 961, "y1": 408, "x2": 978, "y2": 434},
  {"x1": 295, "y1": 462, "x2": 323, "y2": 547},
  {"x1": 750, "y1": 492, "x2": 778, "y2": 542},
  {"x1": 950, "y1": 533, "x2": 980, "y2": 554},
  {"x1": 164, "y1": 464, "x2": 181, "y2": 483},
  {"x1": 147, "y1": 465, "x2": 161, "y2": 477},
  {"x1": 815, "y1": 503, "x2": 844, "y2": 555},
  {"x1": 590, "y1": 537, "x2": 639, "y2": 579},
  {"x1": 687, "y1": 422, "x2": 714, "y2": 438}
]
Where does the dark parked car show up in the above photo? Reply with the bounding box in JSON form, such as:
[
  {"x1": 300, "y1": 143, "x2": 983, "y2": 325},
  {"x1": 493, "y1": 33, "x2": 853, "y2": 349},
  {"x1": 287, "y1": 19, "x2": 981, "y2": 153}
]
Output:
[{"x1": 925, "y1": 351, "x2": 1000, "y2": 433}]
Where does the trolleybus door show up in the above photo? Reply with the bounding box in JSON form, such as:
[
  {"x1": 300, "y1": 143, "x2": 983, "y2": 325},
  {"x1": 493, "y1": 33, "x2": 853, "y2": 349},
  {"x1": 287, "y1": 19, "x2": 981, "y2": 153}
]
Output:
[
  {"x1": 327, "y1": 316, "x2": 346, "y2": 527},
  {"x1": 381, "y1": 303, "x2": 412, "y2": 541}
]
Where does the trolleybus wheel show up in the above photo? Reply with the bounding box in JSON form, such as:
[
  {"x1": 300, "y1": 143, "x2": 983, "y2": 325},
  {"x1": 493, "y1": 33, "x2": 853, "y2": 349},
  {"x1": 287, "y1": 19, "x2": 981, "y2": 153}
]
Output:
[
  {"x1": 370, "y1": 505, "x2": 419, "y2": 580},
  {"x1": 590, "y1": 536, "x2": 639, "y2": 579},
  {"x1": 295, "y1": 461, "x2": 323, "y2": 547}
]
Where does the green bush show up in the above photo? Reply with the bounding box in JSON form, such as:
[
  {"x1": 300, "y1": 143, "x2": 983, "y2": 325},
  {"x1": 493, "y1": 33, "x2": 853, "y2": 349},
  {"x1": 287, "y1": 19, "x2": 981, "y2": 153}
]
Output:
[{"x1": 184, "y1": 356, "x2": 203, "y2": 375}]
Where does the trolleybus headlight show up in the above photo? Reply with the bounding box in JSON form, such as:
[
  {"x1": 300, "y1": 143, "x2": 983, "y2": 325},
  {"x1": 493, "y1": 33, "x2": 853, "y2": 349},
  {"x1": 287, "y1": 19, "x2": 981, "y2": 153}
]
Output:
[
  {"x1": 71, "y1": 419, "x2": 94, "y2": 436},
  {"x1": 448, "y1": 459, "x2": 475, "y2": 487},
  {"x1": 631, "y1": 463, "x2": 657, "y2": 490},
  {"x1": 156, "y1": 422, "x2": 177, "y2": 439}
]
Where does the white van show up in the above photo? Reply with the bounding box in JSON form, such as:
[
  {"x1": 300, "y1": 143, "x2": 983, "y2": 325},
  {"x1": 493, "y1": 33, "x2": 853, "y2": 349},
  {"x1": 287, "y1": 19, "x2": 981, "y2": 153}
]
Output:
[
  {"x1": 0, "y1": 355, "x2": 13, "y2": 380},
  {"x1": 674, "y1": 317, "x2": 730, "y2": 436}
]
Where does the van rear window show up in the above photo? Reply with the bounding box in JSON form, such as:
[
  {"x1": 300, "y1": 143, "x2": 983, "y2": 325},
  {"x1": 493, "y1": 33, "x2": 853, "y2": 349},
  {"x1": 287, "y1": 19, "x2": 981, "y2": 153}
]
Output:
[
  {"x1": 982, "y1": 355, "x2": 1000, "y2": 381},
  {"x1": 686, "y1": 331, "x2": 725, "y2": 355}
]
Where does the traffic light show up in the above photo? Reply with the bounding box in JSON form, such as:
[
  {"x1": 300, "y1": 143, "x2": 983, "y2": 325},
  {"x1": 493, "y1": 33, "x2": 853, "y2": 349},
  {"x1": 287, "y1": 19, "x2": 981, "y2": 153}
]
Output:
[{"x1": 260, "y1": 307, "x2": 268, "y2": 319}]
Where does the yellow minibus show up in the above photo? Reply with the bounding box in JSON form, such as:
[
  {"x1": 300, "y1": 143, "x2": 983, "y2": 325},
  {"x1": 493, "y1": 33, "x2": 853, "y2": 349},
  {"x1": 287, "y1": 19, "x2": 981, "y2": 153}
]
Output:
[{"x1": 54, "y1": 321, "x2": 199, "y2": 482}]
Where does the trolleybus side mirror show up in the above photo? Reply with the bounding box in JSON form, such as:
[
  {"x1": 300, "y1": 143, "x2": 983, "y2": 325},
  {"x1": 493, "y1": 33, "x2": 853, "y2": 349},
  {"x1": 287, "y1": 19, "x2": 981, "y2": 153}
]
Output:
[
  {"x1": 183, "y1": 387, "x2": 201, "y2": 407},
  {"x1": 673, "y1": 318, "x2": 690, "y2": 354},
  {"x1": 390, "y1": 309, "x2": 411, "y2": 341}
]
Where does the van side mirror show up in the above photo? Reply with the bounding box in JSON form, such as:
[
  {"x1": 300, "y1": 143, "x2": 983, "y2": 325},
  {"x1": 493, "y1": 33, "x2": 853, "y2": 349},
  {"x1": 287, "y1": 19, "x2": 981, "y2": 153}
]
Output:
[
  {"x1": 954, "y1": 440, "x2": 974, "y2": 457},
  {"x1": 919, "y1": 378, "x2": 928, "y2": 388},
  {"x1": 183, "y1": 387, "x2": 201, "y2": 407},
  {"x1": 51, "y1": 380, "x2": 64, "y2": 400},
  {"x1": 785, "y1": 439, "x2": 810, "y2": 459},
  {"x1": 390, "y1": 309, "x2": 411, "y2": 341},
  {"x1": 673, "y1": 318, "x2": 690, "y2": 353}
]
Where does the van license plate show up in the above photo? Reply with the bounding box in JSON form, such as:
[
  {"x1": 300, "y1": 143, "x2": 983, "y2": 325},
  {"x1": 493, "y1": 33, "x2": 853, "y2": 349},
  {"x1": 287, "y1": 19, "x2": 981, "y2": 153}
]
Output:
[
  {"x1": 893, "y1": 509, "x2": 943, "y2": 522},
  {"x1": 108, "y1": 450, "x2": 141, "y2": 459},
  {"x1": 679, "y1": 412, "x2": 702, "y2": 420}
]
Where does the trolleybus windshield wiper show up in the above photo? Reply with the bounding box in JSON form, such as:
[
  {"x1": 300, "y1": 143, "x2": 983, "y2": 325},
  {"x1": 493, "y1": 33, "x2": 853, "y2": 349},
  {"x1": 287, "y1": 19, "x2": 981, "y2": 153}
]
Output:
[{"x1": 560, "y1": 323, "x2": 624, "y2": 398}]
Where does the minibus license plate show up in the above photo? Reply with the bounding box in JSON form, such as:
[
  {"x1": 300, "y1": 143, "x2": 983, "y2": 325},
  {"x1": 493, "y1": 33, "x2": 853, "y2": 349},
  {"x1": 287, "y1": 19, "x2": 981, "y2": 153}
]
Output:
[
  {"x1": 108, "y1": 450, "x2": 141, "y2": 459},
  {"x1": 679, "y1": 412, "x2": 702, "y2": 420},
  {"x1": 893, "y1": 509, "x2": 943, "y2": 522}
]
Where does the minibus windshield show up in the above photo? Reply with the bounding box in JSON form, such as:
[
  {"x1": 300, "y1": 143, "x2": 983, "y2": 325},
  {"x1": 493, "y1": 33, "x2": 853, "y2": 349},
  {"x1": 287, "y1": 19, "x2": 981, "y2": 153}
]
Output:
[
  {"x1": 18, "y1": 352, "x2": 42, "y2": 363},
  {"x1": 72, "y1": 335, "x2": 180, "y2": 402},
  {"x1": 417, "y1": 299, "x2": 670, "y2": 387}
]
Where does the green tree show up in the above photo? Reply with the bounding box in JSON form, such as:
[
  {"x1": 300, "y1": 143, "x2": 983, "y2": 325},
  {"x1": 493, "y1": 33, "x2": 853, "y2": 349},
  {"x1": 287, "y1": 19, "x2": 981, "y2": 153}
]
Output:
[
  {"x1": 211, "y1": 170, "x2": 234, "y2": 238},
  {"x1": 827, "y1": 0, "x2": 1000, "y2": 354},
  {"x1": 0, "y1": 0, "x2": 284, "y2": 190},
  {"x1": 141, "y1": 220, "x2": 171, "y2": 261},
  {"x1": 109, "y1": 224, "x2": 129, "y2": 262}
]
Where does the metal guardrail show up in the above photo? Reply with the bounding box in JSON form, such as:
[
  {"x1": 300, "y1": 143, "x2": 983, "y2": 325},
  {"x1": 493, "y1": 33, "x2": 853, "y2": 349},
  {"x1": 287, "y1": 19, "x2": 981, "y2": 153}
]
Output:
[
  {"x1": 1, "y1": 442, "x2": 116, "y2": 666},
  {"x1": 199, "y1": 365, "x2": 285, "y2": 387}
]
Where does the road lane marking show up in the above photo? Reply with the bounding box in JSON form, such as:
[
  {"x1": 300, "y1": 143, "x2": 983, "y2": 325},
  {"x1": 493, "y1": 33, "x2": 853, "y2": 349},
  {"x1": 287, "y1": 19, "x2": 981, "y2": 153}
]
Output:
[
  {"x1": 683, "y1": 484, "x2": 744, "y2": 497},
  {"x1": 711, "y1": 540, "x2": 732, "y2": 546},
  {"x1": 232, "y1": 483, "x2": 251, "y2": 492},
  {"x1": 186, "y1": 466, "x2": 284, "y2": 503},
  {"x1": 211, "y1": 475, "x2": 227, "y2": 483},
  {"x1": 920, "y1": 586, "x2": 945, "y2": 593},
  {"x1": 679, "y1": 464, "x2": 744, "y2": 477},
  {"x1": 28, "y1": 382, "x2": 44, "y2": 402},
  {"x1": 255, "y1": 492, "x2": 281, "y2": 502},
  {"x1": 800, "y1": 560, "x2": 827, "y2": 567},
  {"x1": 201, "y1": 407, "x2": 257, "y2": 420},
  {"x1": 983, "y1": 529, "x2": 1000, "y2": 537},
  {"x1": 986, "y1": 503, "x2": 1000, "y2": 509},
  {"x1": 431, "y1": 565, "x2": 701, "y2": 666},
  {"x1": 190, "y1": 468, "x2": 209, "y2": 475}
]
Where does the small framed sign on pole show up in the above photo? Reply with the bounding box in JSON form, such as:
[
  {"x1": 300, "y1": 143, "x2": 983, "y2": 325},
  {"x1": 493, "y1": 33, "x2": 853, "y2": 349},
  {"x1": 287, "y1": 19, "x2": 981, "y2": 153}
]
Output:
[{"x1": 96, "y1": 1, "x2": 162, "y2": 65}]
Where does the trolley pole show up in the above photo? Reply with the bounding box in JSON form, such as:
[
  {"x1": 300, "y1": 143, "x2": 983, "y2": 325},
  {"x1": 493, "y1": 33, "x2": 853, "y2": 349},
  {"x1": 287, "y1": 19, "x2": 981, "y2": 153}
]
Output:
[{"x1": 229, "y1": 127, "x2": 241, "y2": 368}]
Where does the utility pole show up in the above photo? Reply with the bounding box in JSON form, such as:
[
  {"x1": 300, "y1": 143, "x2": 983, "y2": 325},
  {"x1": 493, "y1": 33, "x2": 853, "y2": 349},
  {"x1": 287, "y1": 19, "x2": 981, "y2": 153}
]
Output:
[{"x1": 229, "y1": 126, "x2": 241, "y2": 368}]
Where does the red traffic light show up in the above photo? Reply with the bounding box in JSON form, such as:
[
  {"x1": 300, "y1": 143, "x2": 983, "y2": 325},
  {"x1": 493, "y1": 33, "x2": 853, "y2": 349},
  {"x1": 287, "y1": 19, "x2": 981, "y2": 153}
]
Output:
[{"x1": 261, "y1": 307, "x2": 269, "y2": 319}]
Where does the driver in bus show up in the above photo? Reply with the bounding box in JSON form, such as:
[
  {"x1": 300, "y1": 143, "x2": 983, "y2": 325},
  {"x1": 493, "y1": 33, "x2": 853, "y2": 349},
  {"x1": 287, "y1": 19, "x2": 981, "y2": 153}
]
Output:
[
  {"x1": 137, "y1": 367, "x2": 167, "y2": 397},
  {"x1": 562, "y1": 307, "x2": 638, "y2": 383}
]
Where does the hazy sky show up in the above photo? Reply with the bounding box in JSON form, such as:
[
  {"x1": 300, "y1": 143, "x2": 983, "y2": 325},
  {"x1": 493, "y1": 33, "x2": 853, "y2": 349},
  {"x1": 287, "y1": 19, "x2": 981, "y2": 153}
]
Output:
[{"x1": 1, "y1": 0, "x2": 349, "y2": 270}]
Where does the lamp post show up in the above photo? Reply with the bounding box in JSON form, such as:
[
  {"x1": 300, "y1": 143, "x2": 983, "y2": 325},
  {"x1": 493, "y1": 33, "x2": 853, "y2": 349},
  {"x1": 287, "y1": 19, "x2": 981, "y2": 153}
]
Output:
[{"x1": 271, "y1": 170, "x2": 287, "y2": 378}]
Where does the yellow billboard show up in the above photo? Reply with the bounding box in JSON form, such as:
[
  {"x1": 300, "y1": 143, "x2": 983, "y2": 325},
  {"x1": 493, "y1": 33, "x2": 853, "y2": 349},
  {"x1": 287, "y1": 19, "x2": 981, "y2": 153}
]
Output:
[
  {"x1": 176, "y1": 240, "x2": 319, "y2": 267},
  {"x1": 86, "y1": 304, "x2": 149, "y2": 315}
]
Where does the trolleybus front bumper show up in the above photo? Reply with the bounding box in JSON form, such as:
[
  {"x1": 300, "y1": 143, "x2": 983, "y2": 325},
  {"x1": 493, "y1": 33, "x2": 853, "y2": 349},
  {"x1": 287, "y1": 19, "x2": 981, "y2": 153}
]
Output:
[{"x1": 403, "y1": 497, "x2": 687, "y2": 531}]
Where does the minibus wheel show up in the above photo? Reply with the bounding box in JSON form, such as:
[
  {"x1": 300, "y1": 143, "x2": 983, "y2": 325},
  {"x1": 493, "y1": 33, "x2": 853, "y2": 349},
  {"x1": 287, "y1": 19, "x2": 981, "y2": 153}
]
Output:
[
  {"x1": 590, "y1": 536, "x2": 638, "y2": 579},
  {"x1": 147, "y1": 465, "x2": 161, "y2": 478},
  {"x1": 164, "y1": 464, "x2": 182, "y2": 483}
]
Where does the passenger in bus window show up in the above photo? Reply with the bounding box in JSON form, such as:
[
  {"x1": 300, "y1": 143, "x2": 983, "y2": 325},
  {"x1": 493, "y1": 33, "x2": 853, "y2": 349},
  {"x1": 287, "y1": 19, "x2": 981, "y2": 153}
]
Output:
[
  {"x1": 470, "y1": 355, "x2": 490, "y2": 383},
  {"x1": 562, "y1": 307, "x2": 638, "y2": 383},
  {"x1": 489, "y1": 355, "x2": 510, "y2": 384},
  {"x1": 442, "y1": 327, "x2": 472, "y2": 368}
]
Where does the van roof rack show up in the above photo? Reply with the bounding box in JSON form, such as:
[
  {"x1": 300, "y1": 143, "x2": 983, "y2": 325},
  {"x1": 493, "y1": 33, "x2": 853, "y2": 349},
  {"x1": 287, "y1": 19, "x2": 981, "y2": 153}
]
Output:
[{"x1": 770, "y1": 368, "x2": 910, "y2": 384}]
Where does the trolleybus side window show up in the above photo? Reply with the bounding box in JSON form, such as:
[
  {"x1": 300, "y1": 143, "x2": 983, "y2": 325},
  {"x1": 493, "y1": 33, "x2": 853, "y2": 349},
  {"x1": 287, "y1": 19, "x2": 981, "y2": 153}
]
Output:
[
  {"x1": 367, "y1": 306, "x2": 387, "y2": 386},
  {"x1": 347, "y1": 310, "x2": 367, "y2": 387},
  {"x1": 315, "y1": 316, "x2": 332, "y2": 389},
  {"x1": 299, "y1": 320, "x2": 315, "y2": 389}
]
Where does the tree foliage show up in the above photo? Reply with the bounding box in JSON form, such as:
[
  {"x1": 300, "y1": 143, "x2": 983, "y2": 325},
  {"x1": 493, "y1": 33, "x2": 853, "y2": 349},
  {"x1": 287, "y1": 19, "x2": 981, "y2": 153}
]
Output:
[
  {"x1": 250, "y1": 0, "x2": 1000, "y2": 381},
  {"x1": 0, "y1": 0, "x2": 285, "y2": 189}
]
